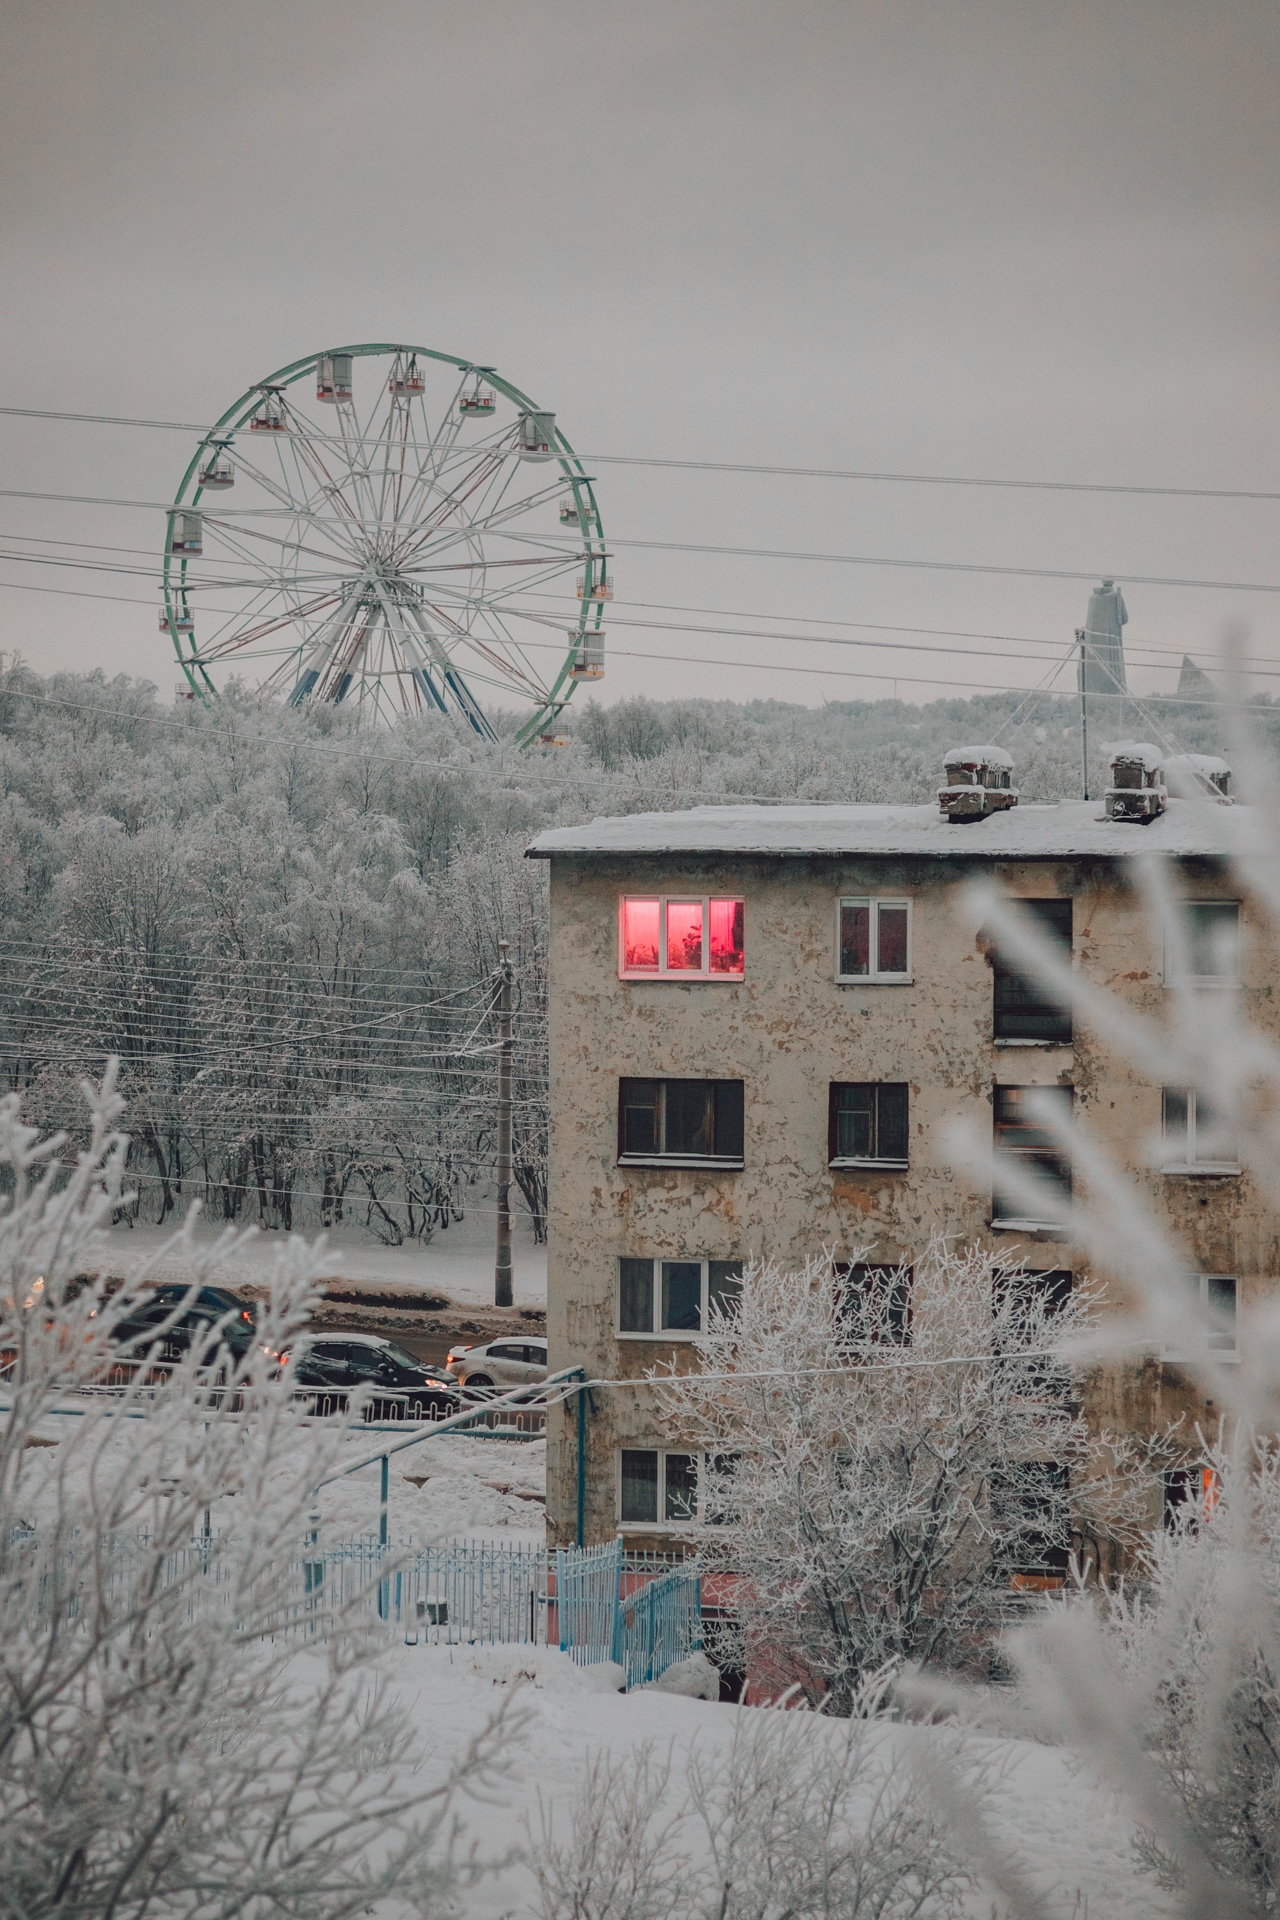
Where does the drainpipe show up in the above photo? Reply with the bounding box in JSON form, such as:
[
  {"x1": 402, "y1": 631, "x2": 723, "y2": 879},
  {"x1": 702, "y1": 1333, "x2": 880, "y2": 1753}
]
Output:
[{"x1": 577, "y1": 1374, "x2": 586, "y2": 1547}]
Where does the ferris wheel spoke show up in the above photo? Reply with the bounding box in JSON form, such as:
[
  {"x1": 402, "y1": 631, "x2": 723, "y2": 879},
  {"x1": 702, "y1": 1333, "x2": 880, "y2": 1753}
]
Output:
[{"x1": 391, "y1": 446, "x2": 508, "y2": 558}]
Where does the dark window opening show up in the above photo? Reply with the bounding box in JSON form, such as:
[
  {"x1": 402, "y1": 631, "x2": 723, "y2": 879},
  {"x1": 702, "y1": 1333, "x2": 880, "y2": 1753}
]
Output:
[
  {"x1": 619, "y1": 1078, "x2": 745, "y2": 1164},
  {"x1": 1164, "y1": 1464, "x2": 1219, "y2": 1528},
  {"x1": 619, "y1": 1257, "x2": 655, "y2": 1334},
  {"x1": 993, "y1": 1085, "x2": 1073, "y2": 1224},
  {"x1": 829, "y1": 1083, "x2": 909, "y2": 1165},
  {"x1": 991, "y1": 899, "x2": 1072, "y2": 1043},
  {"x1": 620, "y1": 1449, "x2": 659, "y2": 1524},
  {"x1": 835, "y1": 1262, "x2": 912, "y2": 1343},
  {"x1": 708, "y1": 1260, "x2": 743, "y2": 1321},
  {"x1": 661, "y1": 1261, "x2": 702, "y2": 1332},
  {"x1": 994, "y1": 1461, "x2": 1071, "y2": 1576},
  {"x1": 994, "y1": 1269, "x2": 1073, "y2": 1397}
]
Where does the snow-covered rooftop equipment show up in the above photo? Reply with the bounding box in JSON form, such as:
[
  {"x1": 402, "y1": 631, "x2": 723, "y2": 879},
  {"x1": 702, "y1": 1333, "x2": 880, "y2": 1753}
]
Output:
[
  {"x1": 315, "y1": 352, "x2": 354, "y2": 404},
  {"x1": 516, "y1": 410, "x2": 556, "y2": 460},
  {"x1": 938, "y1": 744, "x2": 1018, "y2": 823},
  {"x1": 1104, "y1": 741, "x2": 1166, "y2": 823},
  {"x1": 1163, "y1": 753, "x2": 1233, "y2": 803}
]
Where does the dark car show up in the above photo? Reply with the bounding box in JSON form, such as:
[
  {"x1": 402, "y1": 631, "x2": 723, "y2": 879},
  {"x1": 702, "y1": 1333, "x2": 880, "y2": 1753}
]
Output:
[
  {"x1": 105, "y1": 1283, "x2": 259, "y2": 1375},
  {"x1": 287, "y1": 1334, "x2": 460, "y2": 1423}
]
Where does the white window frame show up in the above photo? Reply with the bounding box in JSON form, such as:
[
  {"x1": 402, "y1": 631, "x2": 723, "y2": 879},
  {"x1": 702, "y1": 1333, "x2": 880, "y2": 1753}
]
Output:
[
  {"x1": 835, "y1": 897, "x2": 913, "y2": 984},
  {"x1": 1162, "y1": 1274, "x2": 1240, "y2": 1362},
  {"x1": 618, "y1": 894, "x2": 746, "y2": 981},
  {"x1": 1164, "y1": 900, "x2": 1242, "y2": 988},
  {"x1": 616, "y1": 1256, "x2": 743, "y2": 1339},
  {"x1": 615, "y1": 1448, "x2": 737, "y2": 1530},
  {"x1": 1161, "y1": 1088, "x2": 1241, "y2": 1176}
]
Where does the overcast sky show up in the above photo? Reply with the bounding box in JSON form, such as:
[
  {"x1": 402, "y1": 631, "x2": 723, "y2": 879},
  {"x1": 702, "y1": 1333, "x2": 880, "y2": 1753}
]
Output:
[{"x1": 1, "y1": 0, "x2": 1276, "y2": 720}]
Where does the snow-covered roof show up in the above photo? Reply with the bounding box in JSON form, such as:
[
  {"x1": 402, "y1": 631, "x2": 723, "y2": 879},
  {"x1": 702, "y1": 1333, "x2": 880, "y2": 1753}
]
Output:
[
  {"x1": 941, "y1": 743, "x2": 1014, "y2": 768},
  {"x1": 1102, "y1": 741, "x2": 1164, "y2": 772},
  {"x1": 527, "y1": 797, "x2": 1253, "y2": 861}
]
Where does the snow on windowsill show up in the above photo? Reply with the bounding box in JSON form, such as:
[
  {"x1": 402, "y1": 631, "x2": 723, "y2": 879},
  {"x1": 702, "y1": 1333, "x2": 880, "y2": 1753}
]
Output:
[
  {"x1": 1161, "y1": 1349, "x2": 1241, "y2": 1365},
  {"x1": 993, "y1": 1038, "x2": 1073, "y2": 1049},
  {"x1": 1161, "y1": 1164, "x2": 1242, "y2": 1179},
  {"x1": 617, "y1": 1330, "x2": 703, "y2": 1341},
  {"x1": 619, "y1": 972, "x2": 743, "y2": 984},
  {"x1": 990, "y1": 1218, "x2": 1070, "y2": 1237},
  {"x1": 617, "y1": 1156, "x2": 744, "y2": 1171},
  {"x1": 829, "y1": 1158, "x2": 909, "y2": 1172},
  {"x1": 835, "y1": 976, "x2": 914, "y2": 987}
]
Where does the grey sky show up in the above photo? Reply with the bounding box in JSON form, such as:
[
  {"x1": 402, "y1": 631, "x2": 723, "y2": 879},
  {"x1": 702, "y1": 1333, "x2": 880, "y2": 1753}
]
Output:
[{"x1": 1, "y1": 0, "x2": 1276, "y2": 716}]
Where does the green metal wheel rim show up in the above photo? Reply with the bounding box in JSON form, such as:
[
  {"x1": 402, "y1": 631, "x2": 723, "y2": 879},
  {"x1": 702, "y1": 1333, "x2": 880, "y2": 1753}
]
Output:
[{"x1": 160, "y1": 343, "x2": 606, "y2": 746}]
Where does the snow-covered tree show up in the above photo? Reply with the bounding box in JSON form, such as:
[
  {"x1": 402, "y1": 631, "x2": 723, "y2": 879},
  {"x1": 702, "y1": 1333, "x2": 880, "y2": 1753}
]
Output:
[
  {"x1": 654, "y1": 1238, "x2": 1163, "y2": 1712},
  {"x1": 0, "y1": 1068, "x2": 511, "y2": 1919},
  {"x1": 531, "y1": 1703, "x2": 976, "y2": 1920}
]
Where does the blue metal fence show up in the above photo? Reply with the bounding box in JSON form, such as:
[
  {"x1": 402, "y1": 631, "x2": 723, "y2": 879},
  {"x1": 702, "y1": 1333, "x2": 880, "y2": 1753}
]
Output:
[{"x1": 15, "y1": 1531, "x2": 703, "y2": 1687}]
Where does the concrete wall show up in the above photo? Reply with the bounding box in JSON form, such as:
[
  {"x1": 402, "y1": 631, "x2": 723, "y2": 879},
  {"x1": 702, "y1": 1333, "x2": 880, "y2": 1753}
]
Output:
[{"x1": 541, "y1": 849, "x2": 1274, "y2": 1547}]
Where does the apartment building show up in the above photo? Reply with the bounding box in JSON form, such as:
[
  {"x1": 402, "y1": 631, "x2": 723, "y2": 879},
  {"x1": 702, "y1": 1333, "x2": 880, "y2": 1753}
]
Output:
[{"x1": 527, "y1": 771, "x2": 1261, "y2": 1549}]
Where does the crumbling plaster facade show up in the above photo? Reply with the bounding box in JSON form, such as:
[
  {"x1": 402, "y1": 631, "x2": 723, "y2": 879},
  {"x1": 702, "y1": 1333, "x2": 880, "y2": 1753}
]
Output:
[{"x1": 536, "y1": 839, "x2": 1274, "y2": 1550}]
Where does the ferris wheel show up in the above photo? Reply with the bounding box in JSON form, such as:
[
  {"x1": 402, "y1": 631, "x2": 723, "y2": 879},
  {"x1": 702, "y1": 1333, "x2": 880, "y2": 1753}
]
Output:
[{"x1": 160, "y1": 344, "x2": 607, "y2": 745}]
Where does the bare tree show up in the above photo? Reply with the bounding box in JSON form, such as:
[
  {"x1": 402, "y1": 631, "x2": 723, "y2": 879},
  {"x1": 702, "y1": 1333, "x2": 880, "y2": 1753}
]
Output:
[
  {"x1": 654, "y1": 1238, "x2": 1162, "y2": 1713},
  {"x1": 0, "y1": 1068, "x2": 513, "y2": 1920},
  {"x1": 531, "y1": 1704, "x2": 976, "y2": 1920}
]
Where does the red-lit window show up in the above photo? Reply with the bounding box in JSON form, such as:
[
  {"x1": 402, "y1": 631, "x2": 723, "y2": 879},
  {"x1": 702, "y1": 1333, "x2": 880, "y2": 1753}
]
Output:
[{"x1": 619, "y1": 896, "x2": 745, "y2": 978}]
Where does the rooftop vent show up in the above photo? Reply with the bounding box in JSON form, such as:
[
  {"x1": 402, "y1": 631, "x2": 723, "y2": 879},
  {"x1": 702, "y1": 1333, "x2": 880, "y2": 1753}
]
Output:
[
  {"x1": 938, "y1": 744, "x2": 1018, "y2": 823},
  {"x1": 1163, "y1": 753, "x2": 1232, "y2": 804},
  {"x1": 1104, "y1": 741, "x2": 1166, "y2": 823}
]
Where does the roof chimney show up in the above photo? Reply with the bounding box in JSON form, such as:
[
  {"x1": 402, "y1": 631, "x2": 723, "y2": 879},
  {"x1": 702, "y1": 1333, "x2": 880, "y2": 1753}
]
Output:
[{"x1": 937, "y1": 745, "x2": 1018, "y2": 823}]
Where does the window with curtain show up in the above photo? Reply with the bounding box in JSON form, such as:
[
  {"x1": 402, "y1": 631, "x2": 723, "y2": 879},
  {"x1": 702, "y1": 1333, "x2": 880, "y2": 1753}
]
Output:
[{"x1": 620, "y1": 896, "x2": 744, "y2": 977}]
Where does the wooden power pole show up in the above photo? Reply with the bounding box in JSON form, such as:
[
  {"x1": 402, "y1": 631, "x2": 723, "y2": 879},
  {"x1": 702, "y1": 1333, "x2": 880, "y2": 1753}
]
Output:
[
  {"x1": 1076, "y1": 627, "x2": 1090, "y2": 801},
  {"x1": 494, "y1": 940, "x2": 514, "y2": 1309}
]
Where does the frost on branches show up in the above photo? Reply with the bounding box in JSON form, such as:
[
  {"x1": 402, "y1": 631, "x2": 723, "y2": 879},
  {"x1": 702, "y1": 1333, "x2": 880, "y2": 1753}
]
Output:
[
  {"x1": 532, "y1": 1708, "x2": 977, "y2": 1920},
  {"x1": 654, "y1": 1238, "x2": 1161, "y2": 1712},
  {"x1": 0, "y1": 1069, "x2": 511, "y2": 1920}
]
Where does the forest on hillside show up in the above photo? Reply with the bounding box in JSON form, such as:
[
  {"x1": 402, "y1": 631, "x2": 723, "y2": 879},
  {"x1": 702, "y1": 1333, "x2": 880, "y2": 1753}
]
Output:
[{"x1": 0, "y1": 650, "x2": 1248, "y2": 1240}]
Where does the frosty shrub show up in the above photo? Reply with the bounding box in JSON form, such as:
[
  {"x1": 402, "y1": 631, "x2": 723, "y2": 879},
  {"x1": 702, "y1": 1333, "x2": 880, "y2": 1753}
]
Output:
[
  {"x1": 0, "y1": 1068, "x2": 511, "y2": 1920},
  {"x1": 654, "y1": 1238, "x2": 1161, "y2": 1712},
  {"x1": 531, "y1": 1700, "x2": 974, "y2": 1920}
]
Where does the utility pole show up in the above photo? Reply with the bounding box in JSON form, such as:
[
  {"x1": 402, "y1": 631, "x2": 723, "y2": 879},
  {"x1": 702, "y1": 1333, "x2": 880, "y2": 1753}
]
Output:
[
  {"x1": 494, "y1": 940, "x2": 514, "y2": 1309},
  {"x1": 1076, "y1": 627, "x2": 1090, "y2": 801}
]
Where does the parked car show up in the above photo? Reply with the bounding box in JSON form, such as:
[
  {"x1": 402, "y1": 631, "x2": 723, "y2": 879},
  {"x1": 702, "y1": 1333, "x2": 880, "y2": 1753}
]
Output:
[
  {"x1": 286, "y1": 1333, "x2": 460, "y2": 1422},
  {"x1": 445, "y1": 1336, "x2": 548, "y2": 1393},
  {"x1": 105, "y1": 1284, "x2": 260, "y2": 1376}
]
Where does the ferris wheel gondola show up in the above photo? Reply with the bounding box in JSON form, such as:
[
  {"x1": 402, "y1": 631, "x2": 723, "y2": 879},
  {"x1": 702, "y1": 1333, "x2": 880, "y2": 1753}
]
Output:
[{"x1": 159, "y1": 343, "x2": 607, "y2": 744}]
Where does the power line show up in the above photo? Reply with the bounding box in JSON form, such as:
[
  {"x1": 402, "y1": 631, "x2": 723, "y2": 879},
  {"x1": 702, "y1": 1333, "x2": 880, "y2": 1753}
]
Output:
[
  {"x1": 523, "y1": 533, "x2": 1280, "y2": 597},
  {"x1": 1, "y1": 402, "x2": 1276, "y2": 502},
  {"x1": 0, "y1": 480, "x2": 1276, "y2": 590},
  {"x1": 4, "y1": 535, "x2": 1278, "y2": 676}
]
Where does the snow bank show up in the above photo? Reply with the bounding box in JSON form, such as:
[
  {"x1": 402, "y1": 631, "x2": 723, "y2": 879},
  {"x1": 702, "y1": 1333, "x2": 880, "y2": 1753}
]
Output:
[
  {"x1": 635, "y1": 1651, "x2": 721, "y2": 1699},
  {"x1": 434, "y1": 1645, "x2": 625, "y2": 1694}
]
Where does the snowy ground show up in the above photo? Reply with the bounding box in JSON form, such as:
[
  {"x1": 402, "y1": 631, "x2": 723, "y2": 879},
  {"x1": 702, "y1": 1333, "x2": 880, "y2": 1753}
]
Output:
[
  {"x1": 77, "y1": 1207, "x2": 548, "y2": 1313},
  {"x1": 323, "y1": 1640, "x2": 1172, "y2": 1920}
]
